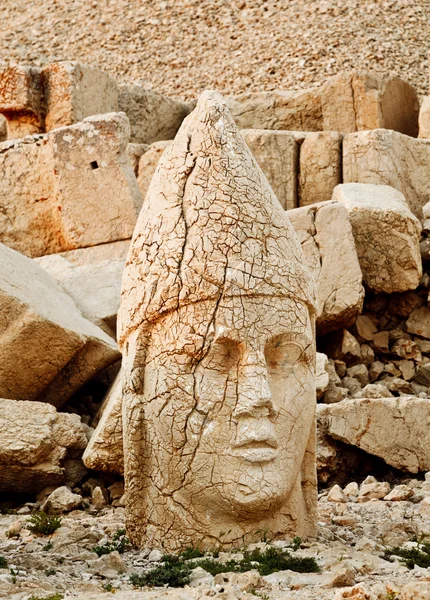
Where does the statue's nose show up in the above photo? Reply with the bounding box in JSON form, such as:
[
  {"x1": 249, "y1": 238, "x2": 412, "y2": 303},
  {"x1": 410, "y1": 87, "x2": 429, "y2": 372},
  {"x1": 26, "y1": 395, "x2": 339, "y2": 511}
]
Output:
[{"x1": 233, "y1": 351, "x2": 275, "y2": 418}]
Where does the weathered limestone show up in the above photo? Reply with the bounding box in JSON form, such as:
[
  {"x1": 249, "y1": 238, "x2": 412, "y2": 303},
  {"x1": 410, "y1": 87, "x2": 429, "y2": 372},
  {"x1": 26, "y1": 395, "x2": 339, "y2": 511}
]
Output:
[
  {"x1": 137, "y1": 140, "x2": 172, "y2": 202},
  {"x1": 226, "y1": 88, "x2": 323, "y2": 131},
  {"x1": 318, "y1": 397, "x2": 430, "y2": 473},
  {"x1": 288, "y1": 200, "x2": 364, "y2": 334},
  {"x1": 343, "y1": 129, "x2": 430, "y2": 219},
  {"x1": 0, "y1": 398, "x2": 88, "y2": 493},
  {"x1": 0, "y1": 112, "x2": 141, "y2": 257},
  {"x1": 36, "y1": 254, "x2": 124, "y2": 337},
  {"x1": 83, "y1": 374, "x2": 124, "y2": 475},
  {"x1": 41, "y1": 62, "x2": 119, "y2": 131},
  {"x1": 321, "y1": 71, "x2": 419, "y2": 136},
  {"x1": 298, "y1": 132, "x2": 342, "y2": 207},
  {"x1": 118, "y1": 91, "x2": 317, "y2": 551},
  {"x1": 0, "y1": 65, "x2": 44, "y2": 138},
  {"x1": 333, "y1": 184, "x2": 422, "y2": 293},
  {"x1": 126, "y1": 142, "x2": 149, "y2": 175},
  {"x1": 241, "y1": 129, "x2": 298, "y2": 210},
  {"x1": 0, "y1": 242, "x2": 119, "y2": 406},
  {"x1": 118, "y1": 84, "x2": 192, "y2": 144},
  {"x1": 418, "y1": 96, "x2": 430, "y2": 139},
  {"x1": 59, "y1": 240, "x2": 131, "y2": 266}
]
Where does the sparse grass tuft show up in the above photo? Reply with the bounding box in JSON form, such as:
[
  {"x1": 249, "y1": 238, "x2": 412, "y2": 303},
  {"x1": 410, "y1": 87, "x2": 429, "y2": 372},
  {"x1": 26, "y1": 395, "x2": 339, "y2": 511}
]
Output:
[
  {"x1": 27, "y1": 512, "x2": 62, "y2": 536},
  {"x1": 130, "y1": 561, "x2": 192, "y2": 588},
  {"x1": 93, "y1": 528, "x2": 131, "y2": 557},
  {"x1": 28, "y1": 594, "x2": 64, "y2": 600},
  {"x1": 383, "y1": 540, "x2": 430, "y2": 569},
  {"x1": 179, "y1": 547, "x2": 205, "y2": 560},
  {"x1": 0, "y1": 556, "x2": 7, "y2": 569}
]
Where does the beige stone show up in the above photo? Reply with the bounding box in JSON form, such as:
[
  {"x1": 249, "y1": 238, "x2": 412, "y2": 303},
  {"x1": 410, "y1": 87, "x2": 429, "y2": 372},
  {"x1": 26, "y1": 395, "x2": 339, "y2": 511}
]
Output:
[
  {"x1": 137, "y1": 140, "x2": 172, "y2": 202},
  {"x1": 118, "y1": 84, "x2": 191, "y2": 144},
  {"x1": 119, "y1": 91, "x2": 317, "y2": 551},
  {"x1": 126, "y1": 142, "x2": 149, "y2": 175},
  {"x1": 343, "y1": 129, "x2": 430, "y2": 219},
  {"x1": 42, "y1": 485, "x2": 83, "y2": 512},
  {"x1": 318, "y1": 397, "x2": 430, "y2": 473},
  {"x1": 288, "y1": 200, "x2": 364, "y2": 334},
  {"x1": 226, "y1": 88, "x2": 322, "y2": 131},
  {"x1": 400, "y1": 582, "x2": 430, "y2": 600},
  {"x1": 0, "y1": 398, "x2": 87, "y2": 493},
  {"x1": 406, "y1": 306, "x2": 430, "y2": 339},
  {"x1": 327, "y1": 484, "x2": 347, "y2": 503},
  {"x1": 83, "y1": 374, "x2": 124, "y2": 475},
  {"x1": 0, "y1": 242, "x2": 119, "y2": 406},
  {"x1": 0, "y1": 114, "x2": 6, "y2": 141},
  {"x1": 0, "y1": 113, "x2": 141, "y2": 258},
  {"x1": 333, "y1": 183, "x2": 422, "y2": 293},
  {"x1": 36, "y1": 254, "x2": 124, "y2": 337},
  {"x1": 321, "y1": 71, "x2": 419, "y2": 136},
  {"x1": 41, "y1": 61, "x2": 119, "y2": 131},
  {"x1": 418, "y1": 96, "x2": 430, "y2": 139},
  {"x1": 59, "y1": 240, "x2": 131, "y2": 266},
  {"x1": 241, "y1": 129, "x2": 298, "y2": 209},
  {"x1": 298, "y1": 132, "x2": 342, "y2": 207},
  {"x1": 0, "y1": 65, "x2": 44, "y2": 138}
]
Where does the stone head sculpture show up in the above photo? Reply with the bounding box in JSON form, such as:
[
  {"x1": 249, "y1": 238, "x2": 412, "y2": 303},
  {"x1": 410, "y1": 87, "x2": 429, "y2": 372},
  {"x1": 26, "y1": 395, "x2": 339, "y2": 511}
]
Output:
[{"x1": 118, "y1": 91, "x2": 317, "y2": 552}]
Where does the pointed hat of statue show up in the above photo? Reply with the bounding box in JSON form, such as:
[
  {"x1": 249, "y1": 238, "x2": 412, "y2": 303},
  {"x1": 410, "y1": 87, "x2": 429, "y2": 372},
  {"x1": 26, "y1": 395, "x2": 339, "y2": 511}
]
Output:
[{"x1": 118, "y1": 91, "x2": 315, "y2": 348}]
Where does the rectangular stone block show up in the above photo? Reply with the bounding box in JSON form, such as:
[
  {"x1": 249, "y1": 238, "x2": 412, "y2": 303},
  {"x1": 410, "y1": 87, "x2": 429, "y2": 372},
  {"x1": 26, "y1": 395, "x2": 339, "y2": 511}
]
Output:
[
  {"x1": 0, "y1": 242, "x2": 119, "y2": 407},
  {"x1": 0, "y1": 112, "x2": 141, "y2": 257},
  {"x1": 298, "y1": 131, "x2": 342, "y2": 207},
  {"x1": 288, "y1": 200, "x2": 364, "y2": 334},
  {"x1": 119, "y1": 84, "x2": 192, "y2": 144},
  {"x1": 0, "y1": 65, "x2": 44, "y2": 137},
  {"x1": 42, "y1": 62, "x2": 119, "y2": 131},
  {"x1": 343, "y1": 129, "x2": 430, "y2": 219}
]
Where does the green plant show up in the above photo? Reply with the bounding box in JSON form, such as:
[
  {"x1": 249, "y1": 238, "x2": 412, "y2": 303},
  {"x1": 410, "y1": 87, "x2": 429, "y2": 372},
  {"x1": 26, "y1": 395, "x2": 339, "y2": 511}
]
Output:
[
  {"x1": 45, "y1": 568, "x2": 56, "y2": 576},
  {"x1": 130, "y1": 560, "x2": 192, "y2": 588},
  {"x1": 290, "y1": 536, "x2": 302, "y2": 551},
  {"x1": 102, "y1": 583, "x2": 115, "y2": 592},
  {"x1": 93, "y1": 528, "x2": 131, "y2": 557},
  {"x1": 382, "y1": 540, "x2": 430, "y2": 569},
  {"x1": 43, "y1": 541, "x2": 53, "y2": 551},
  {"x1": 0, "y1": 556, "x2": 7, "y2": 569},
  {"x1": 179, "y1": 547, "x2": 205, "y2": 560},
  {"x1": 27, "y1": 511, "x2": 62, "y2": 536},
  {"x1": 10, "y1": 568, "x2": 17, "y2": 584},
  {"x1": 28, "y1": 594, "x2": 64, "y2": 600}
]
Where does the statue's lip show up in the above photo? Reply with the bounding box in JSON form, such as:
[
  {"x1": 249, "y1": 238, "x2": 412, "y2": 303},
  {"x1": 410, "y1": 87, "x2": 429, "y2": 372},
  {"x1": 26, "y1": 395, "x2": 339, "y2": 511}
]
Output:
[{"x1": 230, "y1": 437, "x2": 279, "y2": 463}]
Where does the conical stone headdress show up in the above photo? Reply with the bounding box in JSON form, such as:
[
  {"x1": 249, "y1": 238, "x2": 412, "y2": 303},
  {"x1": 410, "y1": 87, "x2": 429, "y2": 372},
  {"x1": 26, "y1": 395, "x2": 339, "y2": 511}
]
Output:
[{"x1": 118, "y1": 91, "x2": 315, "y2": 348}]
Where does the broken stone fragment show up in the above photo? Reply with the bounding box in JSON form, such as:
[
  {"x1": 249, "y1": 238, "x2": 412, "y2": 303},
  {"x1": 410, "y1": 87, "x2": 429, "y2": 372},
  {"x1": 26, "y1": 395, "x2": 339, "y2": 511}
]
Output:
[
  {"x1": 418, "y1": 96, "x2": 430, "y2": 139},
  {"x1": 321, "y1": 71, "x2": 419, "y2": 136},
  {"x1": 126, "y1": 142, "x2": 149, "y2": 175},
  {"x1": 333, "y1": 183, "x2": 422, "y2": 293},
  {"x1": 35, "y1": 254, "x2": 124, "y2": 338},
  {"x1": 0, "y1": 112, "x2": 141, "y2": 258},
  {"x1": 318, "y1": 397, "x2": 430, "y2": 473},
  {"x1": 136, "y1": 140, "x2": 172, "y2": 202},
  {"x1": 0, "y1": 242, "x2": 120, "y2": 406},
  {"x1": 0, "y1": 399, "x2": 88, "y2": 493},
  {"x1": 298, "y1": 132, "x2": 342, "y2": 207},
  {"x1": 42, "y1": 485, "x2": 83, "y2": 513},
  {"x1": 343, "y1": 129, "x2": 430, "y2": 219},
  {"x1": 241, "y1": 129, "x2": 299, "y2": 210},
  {"x1": 288, "y1": 200, "x2": 364, "y2": 334},
  {"x1": 118, "y1": 84, "x2": 192, "y2": 144},
  {"x1": 41, "y1": 61, "x2": 120, "y2": 131},
  {"x1": 0, "y1": 65, "x2": 44, "y2": 138}
]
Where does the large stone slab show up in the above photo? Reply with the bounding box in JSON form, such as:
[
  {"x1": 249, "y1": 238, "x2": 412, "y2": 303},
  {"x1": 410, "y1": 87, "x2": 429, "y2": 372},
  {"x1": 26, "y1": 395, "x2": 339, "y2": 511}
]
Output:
[
  {"x1": 241, "y1": 129, "x2": 299, "y2": 209},
  {"x1": 321, "y1": 71, "x2": 419, "y2": 136},
  {"x1": 0, "y1": 398, "x2": 88, "y2": 493},
  {"x1": 0, "y1": 112, "x2": 141, "y2": 257},
  {"x1": 288, "y1": 200, "x2": 364, "y2": 334},
  {"x1": 36, "y1": 254, "x2": 124, "y2": 337},
  {"x1": 318, "y1": 397, "x2": 430, "y2": 473},
  {"x1": 0, "y1": 65, "x2": 44, "y2": 138},
  {"x1": 333, "y1": 183, "x2": 422, "y2": 293},
  {"x1": 118, "y1": 84, "x2": 192, "y2": 144},
  {"x1": 226, "y1": 88, "x2": 322, "y2": 131},
  {"x1": 298, "y1": 132, "x2": 342, "y2": 207},
  {"x1": 343, "y1": 129, "x2": 430, "y2": 219},
  {"x1": 0, "y1": 242, "x2": 120, "y2": 407},
  {"x1": 137, "y1": 140, "x2": 172, "y2": 202}
]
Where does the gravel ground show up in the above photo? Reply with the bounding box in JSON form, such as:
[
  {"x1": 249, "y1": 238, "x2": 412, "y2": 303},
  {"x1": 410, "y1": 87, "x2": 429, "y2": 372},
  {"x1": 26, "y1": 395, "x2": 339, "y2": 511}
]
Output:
[{"x1": 0, "y1": 0, "x2": 428, "y2": 102}]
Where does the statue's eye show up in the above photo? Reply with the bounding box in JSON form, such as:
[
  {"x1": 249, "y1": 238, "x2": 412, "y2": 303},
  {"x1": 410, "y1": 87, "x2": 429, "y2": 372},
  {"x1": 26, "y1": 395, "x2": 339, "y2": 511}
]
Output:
[
  {"x1": 202, "y1": 338, "x2": 240, "y2": 374},
  {"x1": 265, "y1": 336, "x2": 310, "y2": 372}
]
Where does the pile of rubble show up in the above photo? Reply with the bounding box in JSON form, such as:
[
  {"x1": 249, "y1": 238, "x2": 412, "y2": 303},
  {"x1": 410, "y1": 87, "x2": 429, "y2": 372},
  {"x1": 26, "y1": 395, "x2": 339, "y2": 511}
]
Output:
[{"x1": 1, "y1": 61, "x2": 430, "y2": 598}]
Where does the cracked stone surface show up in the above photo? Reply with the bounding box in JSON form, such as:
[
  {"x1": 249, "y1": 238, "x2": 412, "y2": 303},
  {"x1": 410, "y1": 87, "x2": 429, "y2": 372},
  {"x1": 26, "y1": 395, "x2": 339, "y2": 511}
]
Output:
[
  {"x1": 298, "y1": 132, "x2": 342, "y2": 207},
  {"x1": 343, "y1": 129, "x2": 430, "y2": 219},
  {"x1": 318, "y1": 396, "x2": 430, "y2": 473},
  {"x1": 0, "y1": 398, "x2": 88, "y2": 493},
  {"x1": 0, "y1": 112, "x2": 141, "y2": 258},
  {"x1": 0, "y1": 242, "x2": 119, "y2": 407},
  {"x1": 333, "y1": 184, "x2": 422, "y2": 294},
  {"x1": 288, "y1": 200, "x2": 364, "y2": 335},
  {"x1": 118, "y1": 90, "x2": 318, "y2": 552}
]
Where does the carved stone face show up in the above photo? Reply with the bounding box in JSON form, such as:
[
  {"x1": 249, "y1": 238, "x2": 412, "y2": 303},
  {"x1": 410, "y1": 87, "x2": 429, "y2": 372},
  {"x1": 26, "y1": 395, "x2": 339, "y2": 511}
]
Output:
[{"x1": 142, "y1": 295, "x2": 315, "y2": 524}]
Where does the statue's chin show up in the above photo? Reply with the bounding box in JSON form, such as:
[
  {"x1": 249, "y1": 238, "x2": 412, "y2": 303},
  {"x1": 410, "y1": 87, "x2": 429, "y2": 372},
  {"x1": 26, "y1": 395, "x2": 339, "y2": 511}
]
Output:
[{"x1": 227, "y1": 482, "x2": 288, "y2": 517}]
